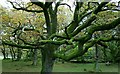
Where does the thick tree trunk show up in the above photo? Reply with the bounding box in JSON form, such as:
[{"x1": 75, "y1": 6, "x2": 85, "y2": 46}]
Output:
[{"x1": 41, "y1": 45, "x2": 55, "y2": 74}]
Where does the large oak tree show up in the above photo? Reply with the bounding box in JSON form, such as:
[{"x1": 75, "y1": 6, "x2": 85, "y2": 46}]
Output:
[{"x1": 1, "y1": 0, "x2": 120, "y2": 73}]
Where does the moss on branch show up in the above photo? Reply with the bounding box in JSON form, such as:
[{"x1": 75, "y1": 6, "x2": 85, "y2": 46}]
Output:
[
  {"x1": 2, "y1": 40, "x2": 40, "y2": 49},
  {"x1": 54, "y1": 35, "x2": 120, "y2": 61},
  {"x1": 54, "y1": 40, "x2": 96, "y2": 61},
  {"x1": 38, "y1": 40, "x2": 72, "y2": 45},
  {"x1": 88, "y1": 17, "x2": 120, "y2": 34},
  {"x1": 70, "y1": 15, "x2": 96, "y2": 37},
  {"x1": 2, "y1": 39, "x2": 73, "y2": 49}
]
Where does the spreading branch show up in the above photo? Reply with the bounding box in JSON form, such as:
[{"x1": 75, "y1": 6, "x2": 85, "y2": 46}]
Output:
[
  {"x1": 2, "y1": 40, "x2": 40, "y2": 49},
  {"x1": 54, "y1": 40, "x2": 95, "y2": 61},
  {"x1": 88, "y1": 17, "x2": 120, "y2": 34},
  {"x1": 9, "y1": 1, "x2": 44, "y2": 13}
]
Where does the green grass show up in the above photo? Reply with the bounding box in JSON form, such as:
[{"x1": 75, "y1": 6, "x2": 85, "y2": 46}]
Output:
[
  {"x1": 53, "y1": 62, "x2": 118, "y2": 72},
  {"x1": 2, "y1": 59, "x2": 41, "y2": 72},
  {"x1": 2, "y1": 59, "x2": 118, "y2": 72}
]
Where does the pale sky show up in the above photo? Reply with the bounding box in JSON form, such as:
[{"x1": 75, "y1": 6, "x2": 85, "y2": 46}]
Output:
[{"x1": 0, "y1": 0, "x2": 12, "y2": 8}]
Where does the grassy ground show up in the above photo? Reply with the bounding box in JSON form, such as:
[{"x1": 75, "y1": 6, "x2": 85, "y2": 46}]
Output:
[{"x1": 2, "y1": 59, "x2": 118, "y2": 72}]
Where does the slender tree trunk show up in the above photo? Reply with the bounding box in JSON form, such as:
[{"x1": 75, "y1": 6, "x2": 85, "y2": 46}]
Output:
[
  {"x1": 94, "y1": 33, "x2": 99, "y2": 72},
  {"x1": 41, "y1": 45, "x2": 55, "y2": 74},
  {"x1": 2, "y1": 45, "x2": 6, "y2": 59},
  {"x1": 11, "y1": 47, "x2": 16, "y2": 59},
  {"x1": 24, "y1": 51, "x2": 29, "y2": 61},
  {"x1": 1, "y1": 48, "x2": 6, "y2": 59},
  {"x1": 32, "y1": 49, "x2": 37, "y2": 66},
  {"x1": 9, "y1": 48, "x2": 14, "y2": 61},
  {"x1": 9, "y1": 47, "x2": 16, "y2": 61},
  {"x1": 29, "y1": 49, "x2": 33, "y2": 60},
  {"x1": 95, "y1": 43, "x2": 99, "y2": 72},
  {"x1": 16, "y1": 48, "x2": 22, "y2": 61},
  {"x1": 103, "y1": 47, "x2": 107, "y2": 63}
]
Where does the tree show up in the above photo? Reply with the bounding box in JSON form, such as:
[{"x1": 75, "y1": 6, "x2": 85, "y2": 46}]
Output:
[{"x1": 1, "y1": 1, "x2": 120, "y2": 73}]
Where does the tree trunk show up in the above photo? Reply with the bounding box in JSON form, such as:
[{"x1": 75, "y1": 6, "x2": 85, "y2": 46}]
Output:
[
  {"x1": 10, "y1": 47, "x2": 16, "y2": 61},
  {"x1": 16, "y1": 48, "x2": 22, "y2": 61},
  {"x1": 41, "y1": 45, "x2": 55, "y2": 74},
  {"x1": 1, "y1": 48, "x2": 6, "y2": 59},
  {"x1": 95, "y1": 43, "x2": 99, "y2": 72},
  {"x1": 103, "y1": 47, "x2": 107, "y2": 63},
  {"x1": 32, "y1": 49, "x2": 37, "y2": 66},
  {"x1": 94, "y1": 33, "x2": 99, "y2": 72},
  {"x1": 12, "y1": 47, "x2": 16, "y2": 59},
  {"x1": 1, "y1": 45, "x2": 6, "y2": 59},
  {"x1": 10, "y1": 48, "x2": 14, "y2": 61}
]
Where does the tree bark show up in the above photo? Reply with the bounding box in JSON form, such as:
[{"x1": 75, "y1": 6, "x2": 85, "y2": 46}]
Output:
[{"x1": 41, "y1": 44, "x2": 55, "y2": 74}]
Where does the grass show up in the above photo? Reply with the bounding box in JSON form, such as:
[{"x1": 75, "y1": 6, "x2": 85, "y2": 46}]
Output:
[{"x1": 2, "y1": 59, "x2": 118, "y2": 72}]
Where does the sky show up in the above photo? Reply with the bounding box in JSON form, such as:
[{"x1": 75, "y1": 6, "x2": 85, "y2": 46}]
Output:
[
  {"x1": 0, "y1": 0, "x2": 12, "y2": 8},
  {"x1": 0, "y1": 0, "x2": 119, "y2": 9}
]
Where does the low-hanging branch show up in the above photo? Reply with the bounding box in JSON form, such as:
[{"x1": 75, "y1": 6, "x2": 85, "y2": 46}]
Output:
[
  {"x1": 55, "y1": 10, "x2": 120, "y2": 58},
  {"x1": 2, "y1": 38, "x2": 74, "y2": 50},
  {"x1": 2, "y1": 40, "x2": 40, "y2": 49},
  {"x1": 18, "y1": 36, "x2": 37, "y2": 46},
  {"x1": 54, "y1": 35, "x2": 120, "y2": 61},
  {"x1": 49, "y1": 16, "x2": 120, "y2": 56},
  {"x1": 54, "y1": 40, "x2": 96, "y2": 61}
]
